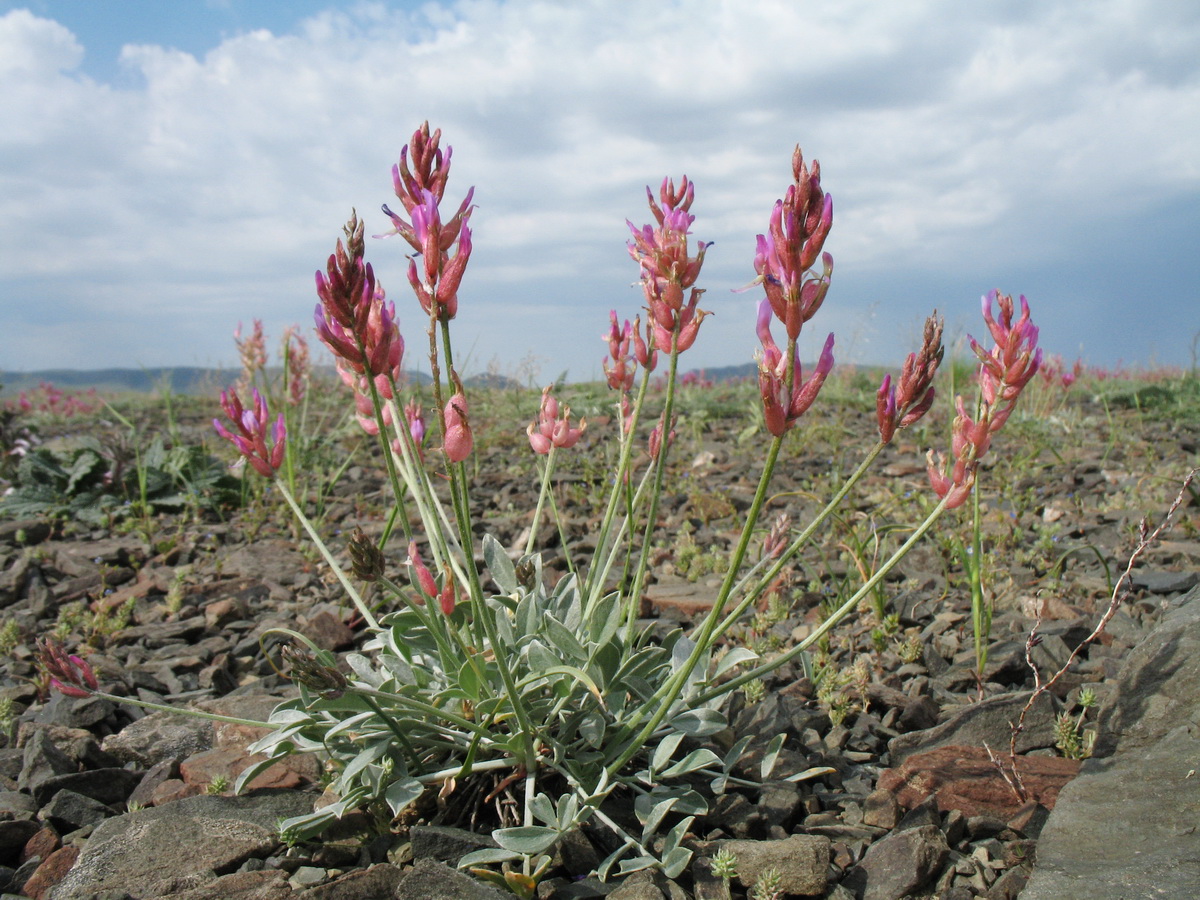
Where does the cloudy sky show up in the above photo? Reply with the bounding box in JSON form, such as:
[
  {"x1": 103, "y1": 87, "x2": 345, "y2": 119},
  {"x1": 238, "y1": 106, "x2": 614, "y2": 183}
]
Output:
[{"x1": 2, "y1": 0, "x2": 1198, "y2": 384}]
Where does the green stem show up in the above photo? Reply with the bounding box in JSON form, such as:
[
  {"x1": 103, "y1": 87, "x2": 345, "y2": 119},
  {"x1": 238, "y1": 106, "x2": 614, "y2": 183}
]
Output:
[
  {"x1": 275, "y1": 481, "x2": 379, "y2": 630},
  {"x1": 696, "y1": 492, "x2": 953, "y2": 702},
  {"x1": 88, "y1": 690, "x2": 272, "y2": 728},
  {"x1": 525, "y1": 446, "x2": 557, "y2": 557}
]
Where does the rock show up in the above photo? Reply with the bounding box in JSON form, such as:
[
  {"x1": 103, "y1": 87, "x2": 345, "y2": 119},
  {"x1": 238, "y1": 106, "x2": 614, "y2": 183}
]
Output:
[
  {"x1": 154, "y1": 868, "x2": 293, "y2": 900},
  {"x1": 17, "y1": 730, "x2": 77, "y2": 798},
  {"x1": 607, "y1": 869, "x2": 665, "y2": 900},
  {"x1": 393, "y1": 857, "x2": 508, "y2": 899},
  {"x1": 842, "y1": 824, "x2": 948, "y2": 900},
  {"x1": 876, "y1": 744, "x2": 1080, "y2": 820},
  {"x1": 1129, "y1": 569, "x2": 1199, "y2": 594},
  {"x1": 1022, "y1": 586, "x2": 1200, "y2": 898},
  {"x1": 886, "y1": 691, "x2": 1061, "y2": 766},
  {"x1": 861, "y1": 789, "x2": 900, "y2": 829},
  {"x1": 19, "y1": 844, "x2": 78, "y2": 900},
  {"x1": 0, "y1": 819, "x2": 40, "y2": 863},
  {"x1": 297, "y1": 863, "x2": 404, "y2": 899},
  {"x1": 47, "y1": 790, "x2": 314, "y2": 900},
  {"x1": 99, "y1": 710, "x2": 212, "y2": 768},
  {"x1": 717, "y1": 834, "x2": 829, "y2": 897},
  {"x1": 298, "y1": 610, "x2": 356, "y2": 652},
  {"x1": 39, "y1": 788, "x2": 114, "y2": 832},
  {"x1": 691, "y1": 856, "x2": 732, "y2": 900},
  {"x1": 32, "y1": 767, "x2": 142, "y2": 808},
  {"x1": 409, "y1": 824, "x2": 498, "y2": 865}
]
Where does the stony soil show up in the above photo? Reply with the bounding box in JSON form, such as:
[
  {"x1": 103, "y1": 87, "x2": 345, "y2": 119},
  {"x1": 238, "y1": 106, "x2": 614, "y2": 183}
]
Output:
[{"x1": 1, "y1": 376, "x2": 1197, "y2": 899}]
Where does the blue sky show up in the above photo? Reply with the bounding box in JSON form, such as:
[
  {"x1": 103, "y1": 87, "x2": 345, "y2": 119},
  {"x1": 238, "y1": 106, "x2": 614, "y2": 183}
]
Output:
[{"x1": 2, "y1": 0, "x2": 1198, "y2": 382}]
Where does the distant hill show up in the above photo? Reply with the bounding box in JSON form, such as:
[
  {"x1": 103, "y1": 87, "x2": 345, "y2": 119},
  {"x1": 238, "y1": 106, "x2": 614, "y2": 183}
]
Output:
[
  {"x1": 0, "y1": 367, "x2": 229, "y2": 396},
  {"x1": 0, "y1": 364, "x2": 759, "y2": 397}
]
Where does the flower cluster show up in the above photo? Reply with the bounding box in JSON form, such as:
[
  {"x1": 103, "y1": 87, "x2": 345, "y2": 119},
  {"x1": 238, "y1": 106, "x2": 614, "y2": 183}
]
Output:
[
  {"x1": 212, "y1": 387, "x2": 286, "y2": 477},
  {"x1": 751, "y1": 147, "x2": 837, "y2": 436},
  {"x1": 627, "y1": 177, "x2": 711, "y2": 353},
  {"x1": 756, "y1": 299, "x2": 834, "y2": 437},
  {"x1": 927, "y1": 291, "x2": 1042, "y2": 508},
  {"x1": 382, "y1": 122, "x2": 475, "y2": 322},
  {"x1": 313, "y1": 214, "x2": 406, "y2": 437},
  {"x1": 753, "y1": 147, "x2": 834, "y2": 342},
  {"x1": 877, "y1": 312, "x2": 944, "y2": 442},
  {"x1": 234, "y1": 319, "x2": 266, "y2": 394},
  {"x1": 527, "y1": 386, "x2": 586, "y2": 454},
  {"x1": 280, "y1": 326, "x2": 311, "y2": 407},
  {"x1": 38, "y1": 639, "x2": 98, "y2": 698}
]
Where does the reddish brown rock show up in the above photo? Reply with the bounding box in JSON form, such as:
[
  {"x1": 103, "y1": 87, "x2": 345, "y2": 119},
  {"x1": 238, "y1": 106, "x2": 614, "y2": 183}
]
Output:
[
  {"x1": 151, "y1": 778, "x2": 205, "y2": 806},
  {"x1": 20, "y1": 845, "x2": 79, "y2": 900},
  {"x1": 876, "y1": 744, "x2": 1080, "y2": 820},
  {"x1": 180, "y1": 746, "x2": 319, "y2": 791},
  {"x1": 20, "y1": 826, "x2": 61, "y2": 865}
]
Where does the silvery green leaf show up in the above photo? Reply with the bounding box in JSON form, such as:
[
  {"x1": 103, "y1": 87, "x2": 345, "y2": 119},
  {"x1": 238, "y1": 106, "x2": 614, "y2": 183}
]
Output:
[
  {"x1": 662, "y1": 816, "x2": 694, "y2": 855},
  {"x1": 528, "y1": 793, "x2": 556, "y2": 826},
  {"x1": 524, "y1": 639, "x2": 560, "y2": 674},
  {"x1": 345, "y1": 653, "x2": 382, "y2": 688},
  {"x1": 722, "y1": 734, "x2": 754, "y2": 772},
  {"x1": 585, "y1": 590, "x2": 622, "y2": 647},
  {"x1": 617, "y1": 855, "x2": 658, "y2": 875},
  {"x1": 556, "y1": 794, "x2": 580, "y2": 830},
  {"x1": 669, "y1": 708, "x2": 727, "y2": 737},
  {"x1": 516, "y1": 589, "x2": 538, "y2": 637},
  {"x1": 556, "y1": 573, "x2": 582, "y2": 630},
  {"x1": 578, "y1": 710, "x2": 605, "y2": 748},
  {"x1": 543, "y1": 614, "x2": 587, "y2": 662},
  {"x1": 669, "y1": 634, "x2": 696, "y2": 672},
  {"x1": 651, "y1": 733, "x2": 685, "y2": 773},
  {"x1": 712, "y1": 646, "x2": 759, "y2": 680},
  {"x1": 660, "y1": 748, "x2": 721, "y2": 779},
  {"x1": 786, "y1": 765, "x2": 837, "y2": 782},
  {"x1": 458, "y1": 848, "x2": 521, "y2": 868},
  {"x1": 493, "y1": 825, "x2": 561, "y2": 855},
  {"x1": 761, "y1": 733, "x2": 786, "y2": 779},
  {"x1": 457, "y1": 658, "x2": 482, "y2": 700},
  {"x1": 384, "y1": 777, "x2": 423, "y2": 816},
  {"x1": 596, "y1": 844, "x2": 631, "y2": 881},
  {"x1": 636, "y1": 796, "x2": 677, "y2": 842},
  {"x1": 325, "y1": 711, "x2": 375, "y2": 740},
  {"x1": 483, "y1": 534, "x2": 518, "y2": 595},
  {"x1": 662, "y1": 846, "x2": 693, "y2": 879}
]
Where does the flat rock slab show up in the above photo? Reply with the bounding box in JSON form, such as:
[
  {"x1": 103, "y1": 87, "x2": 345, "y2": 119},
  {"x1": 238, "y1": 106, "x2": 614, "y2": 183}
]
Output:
[
  {"x1": 877, "y1": 744, "x2": 1080, "y2": 820},
  {"x1": 49, "y1": 790, "x2": 314, "y2": 900},
  {"x1": 1023, "y1": 585, "x2": 1200, "y2": 898}
]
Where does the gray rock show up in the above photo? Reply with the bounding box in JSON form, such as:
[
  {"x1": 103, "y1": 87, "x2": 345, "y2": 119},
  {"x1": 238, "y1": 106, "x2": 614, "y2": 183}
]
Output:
[
  {"x1": 409, "y1": 824, "x2": 498, "y2": 865},
  {"x1": 101, "y1": 710, "x2": 214, "y2": 768},
  {"x1": 17, "y1": 729, "x2": 76, "y2": 797},
  {"x1": 48, "y1": 790, "x2": 313, "y2": 900},
  {"x1": 1130, "y1": 569, "x2": 1199, "y2": 594},
  {"x1": 717, "y1": 834, "x2": 829, "y2": 897},
  {"x1": 1022, "y1": 586, "x2": 1200, "y2": 898},
  {"x1": 40, "y1": 788, "x2": 114, "y2": 831},
  {"x1": 0, "y1": 818, "x2": 40, "y2": 860},
  {"x1": 843, "y1": 824, "x2": 949, "y2": 900},
  {"x1": 296, "y1": 863, "x2": 404, "y2": 899},
  {"x1": 393, "y1": 857, "x2": 508, "y2": 900},
  {"x1": 32, "y1": 767, "x2": 141, "y2": 808},
  {"x1": 148, "y1": 868, "x2": 293, "y2": 900},
  {"x1": 887, "y1": 691, "x2": 1060, "y2": 766}
]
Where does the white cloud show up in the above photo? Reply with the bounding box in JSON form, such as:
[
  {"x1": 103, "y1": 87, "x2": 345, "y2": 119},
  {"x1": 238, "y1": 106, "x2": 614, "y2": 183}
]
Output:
[{"x1": 1, "y1": 0, "x2": 1197, "y2": 380}]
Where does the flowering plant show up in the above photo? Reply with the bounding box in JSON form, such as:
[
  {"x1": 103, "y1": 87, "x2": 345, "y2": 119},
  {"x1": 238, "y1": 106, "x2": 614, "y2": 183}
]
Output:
[{"x1": 49, "y1": 123, "x2": 1041, "y2": 891}]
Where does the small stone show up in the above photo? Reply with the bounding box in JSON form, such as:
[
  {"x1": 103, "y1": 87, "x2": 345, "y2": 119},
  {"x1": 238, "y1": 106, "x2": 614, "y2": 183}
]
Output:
[
  {"x1": 718, "y1": 835, "x2": 829, "y2": 897},
  {"x1": 862, "y1": 789, "x2": 900, "y2": 829},
  {"x1": 843, "y1": 824, "x2": 949, "y2": 900},
  {"x1": 288, "y1": 865, "x2": 327, "y2": 888}
]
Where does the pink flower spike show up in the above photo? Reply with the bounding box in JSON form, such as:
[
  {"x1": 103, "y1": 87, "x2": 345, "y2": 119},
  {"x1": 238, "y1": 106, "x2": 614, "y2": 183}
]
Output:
[
  {"x1": 38, "y1": 639, "x2": 99, "y2": 698},
  {"x1": 213, "y1": 388, "x2": 286, "y2": 478}
]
